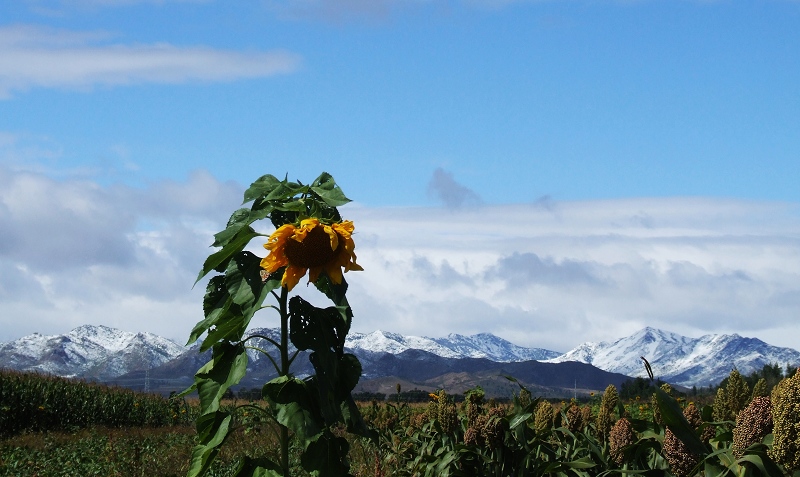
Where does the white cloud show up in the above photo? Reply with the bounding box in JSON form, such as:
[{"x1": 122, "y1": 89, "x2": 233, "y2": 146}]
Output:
[
  {"x1": 0, "y1": 25, "x2": 302, "y2": 98},
  {"x1": 0, "y1": 166, "x2": 798, "y2": 355},
  {"x1": 343, "y1": 199, "x2": 800, "y2": 351},
  {"x1": 0, "y1": 165, "x2": 241, "y2": 343}
]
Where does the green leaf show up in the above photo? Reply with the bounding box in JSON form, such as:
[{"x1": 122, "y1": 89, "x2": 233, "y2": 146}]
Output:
[
  {"x1": 187, "y1": 276, "x2": 230, "y2": 345},
  {"x1": 310, "y1": 172, "x2": 351, "y2": 207},
  {"x1": 196, "y1": 342, "x2": 248, "y2": 414},
  {"x1": 233, "y1": 457, "x2": 284, "y2": 477},
  {"x1": 196, "y1": 226, "x2": 259, "y2": 285},
  {"x1": 262, "y1": 376, "x2": 323, "y2": 444},
  {"x1": 655, "y1": 388, "x2": 708, "y2": 456},
  {"x1": 300, "y1": 431, "x2": 352, "y2": 477},
  {"x1": 561, "y1": 456, "x2": 596, "y2": 469},
  {"x1": 509, "y1": 412, "x2": 533, "y2": 430},
  {"x1": 187, "y1": 411, "x2": 232, "y2": 477},
  {"x1": 212, "y1": 208, "x2": 252, "y2": 247},
  {"x1": 243, "y1": 174, "x2": 283, "y2": 203},
  {"x1": 738, "y1": 452, "x2": 785, "y2": 477},
  {"x1": 201, "y1": 310, "x2": 248, "y2": 352},
  {"x1": 225, "y1": 251, "x2": 265, "y2": 306},
  {"x1": 313, "y1": 273, "x2": 350, "y2": 310}
]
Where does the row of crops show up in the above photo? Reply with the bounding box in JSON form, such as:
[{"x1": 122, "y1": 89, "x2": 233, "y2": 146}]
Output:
[
  {"x1": 3, "y1": 366, "x2": 800, "y2": 476},
  {"x1": 0, "y1": 369, "x2": 194, "y2": 437},
  {"x1": 351, "y1": 369, "x2": 800, "y2": 477}
]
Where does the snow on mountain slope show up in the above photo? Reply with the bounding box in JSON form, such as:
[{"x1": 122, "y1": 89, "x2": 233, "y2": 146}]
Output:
[
  {"x1": 345, "y1": 330, "x2": 559, "y2": 362},
  {"x1": 6, "y1": 324, "x2": 797, "y2": 388},
  {"x1": 547, "y1": 327, "x2": 800, "y2": 387},
  {"x1": 431, "y1": 333, "x2": 560, "y2": 361},
  {"x1": 0, "y1": 325, "x2": 185, "y2": 379},
  {"x1": 345, "y1": 330, "x2": 462, "y2": 358}
]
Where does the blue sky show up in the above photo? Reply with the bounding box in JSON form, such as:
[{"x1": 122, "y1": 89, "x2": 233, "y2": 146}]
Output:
[{"x1": 1, "y1": 0, "x2": 799, "y2": 355}]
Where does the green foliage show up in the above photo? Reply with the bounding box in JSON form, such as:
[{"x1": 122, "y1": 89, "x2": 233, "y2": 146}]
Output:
[{"x1": 0, "y1": 369, "x2": 191, "y2": 438}]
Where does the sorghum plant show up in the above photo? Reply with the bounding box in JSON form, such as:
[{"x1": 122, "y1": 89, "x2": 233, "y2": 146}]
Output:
[{"x1": 769, "y1": 369, "x2": 800, "y2": 470}]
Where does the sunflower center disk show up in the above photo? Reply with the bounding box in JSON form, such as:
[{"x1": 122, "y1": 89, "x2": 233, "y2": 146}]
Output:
[{"x1": 284, "y1": 226, "x2": 340, "y2": 268}]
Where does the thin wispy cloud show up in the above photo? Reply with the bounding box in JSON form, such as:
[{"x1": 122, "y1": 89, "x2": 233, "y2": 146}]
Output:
[{"x1": 0, "y1": 25, "x2": 301, "y2": 98}]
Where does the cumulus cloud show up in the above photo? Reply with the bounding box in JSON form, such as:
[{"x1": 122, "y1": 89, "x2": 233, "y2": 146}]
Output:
[
  {"x1": 344, "y1": 199, "x2": 800, "y2": 351},
  {"x1": 0, "y1": 164, "x2": 242, "y2": 342},
  {"x1": 0, "y1": 25, "x2": 301, "y2": 98},
  {"x1": 1, "y1": 165, "x2": 799, "y2": 355},
  {"x1": 427, "y1": 167, "x2": 482, "y2": 209}
]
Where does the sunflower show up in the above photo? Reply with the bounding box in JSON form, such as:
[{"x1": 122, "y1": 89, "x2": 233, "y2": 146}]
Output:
[{"x1": 261, "y1": 217, "x2": 363, "y2": 291}]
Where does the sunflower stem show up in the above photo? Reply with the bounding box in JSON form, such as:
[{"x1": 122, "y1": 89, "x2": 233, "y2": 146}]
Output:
[{"x1": 278, "y1": 285, "x2": 290, "y2": 477}]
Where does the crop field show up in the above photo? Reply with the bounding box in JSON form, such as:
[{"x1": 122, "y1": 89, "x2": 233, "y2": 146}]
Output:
[{"x1": 2, "y1": 368, "x2": 799, "y2": 476}]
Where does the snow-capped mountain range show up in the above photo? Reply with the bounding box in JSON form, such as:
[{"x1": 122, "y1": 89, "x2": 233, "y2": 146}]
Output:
[
  {"x1": 346, "y1": 330, "x2": 558, "y2": 362},
  {"x1": 0, "y1": 324, "x2": 185, "y2": 380},
  {"x1": 546, "y1": 327, "x2": 800, "y2": 387},
  {"x1": 2, "y1": 325, "x2": 798, "y2": 388}
]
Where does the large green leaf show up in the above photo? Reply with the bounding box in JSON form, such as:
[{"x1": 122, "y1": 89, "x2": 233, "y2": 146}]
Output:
[
  {"x1": 313, "y1": 273, "x2": 350, "y2": 311},
  {"x1": 188, "y1": 276, "x2": 231, "y2": 345},
  {"x1": 738, "y1": 451, "x2": 785, "y2": 477},
  {"x1": 225, "y1": 251, "x2": 266, "y2": 306},
  {"x1": 233, "y1": 457, "x2": 284, "y2": 477},
  {"x1": 509, "y1": 412, "x2": 533, "y2": 430},
  {"x1": 243, "y1": 174, "x2": 284, "y2": 203},
  {"x1": 300, "y1": 431, "x2": 352, "y2": 477},
  {"x1": 201, "y1": 310, "x2": 248, "y2": 352},
  {"x1": 187, "y1": 411, "x2": 233, "y2": 477},
  {"x1": 262, "y1": 375, "x2": 323, "y2": 444},
  {"x1": 310, "y1": 172, "x2": 351, "y2": 207},
  {"x1": 196, "y1": 341, "x2": 248, "y2": 414},
  {"x1": 196, "y1": 226, "x2": 259, "y2": 285},
  {"x1": 212, "y1": 208, "x2": 252, "y2": 247}
]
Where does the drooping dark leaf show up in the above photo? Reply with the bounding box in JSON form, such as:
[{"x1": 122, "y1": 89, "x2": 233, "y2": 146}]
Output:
[
  {"x1": 269, "y1": 208, "x2": 299, "y2": 229},
  {"x1": 300, "y1": 431, "x2": 353, "y2": 477},
  {"x1": 338, "y1": 353, "x2": 362, "y2": 393},
  {"x1": 288, "y1": 296, "x2": 348, "y2": 356}
]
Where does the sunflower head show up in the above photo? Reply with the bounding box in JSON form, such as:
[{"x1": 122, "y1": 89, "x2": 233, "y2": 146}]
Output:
[{"x1": 261, "y1": 217, "x2": 362, "y2": 291}]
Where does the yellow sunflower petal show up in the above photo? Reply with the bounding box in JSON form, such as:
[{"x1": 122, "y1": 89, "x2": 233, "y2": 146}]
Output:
[
  {"x1": 264, "y1": 224, "x2": 296, "y2": 251},
  {"x1": 323, "y1": 224, "x2": 339, "y2": 251},
  {"x1": 260, "y1": 252, "x2": 287, "y2": 274},
  {"x1": 282, "y1": 264, "x2": 307, "y2": 291},
  {"x1": 307, "y1": 265, "x2": 324, "y2": 285},
  {"x1": 324, "y1": 263, "x2": 344, "y2": 284}
]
